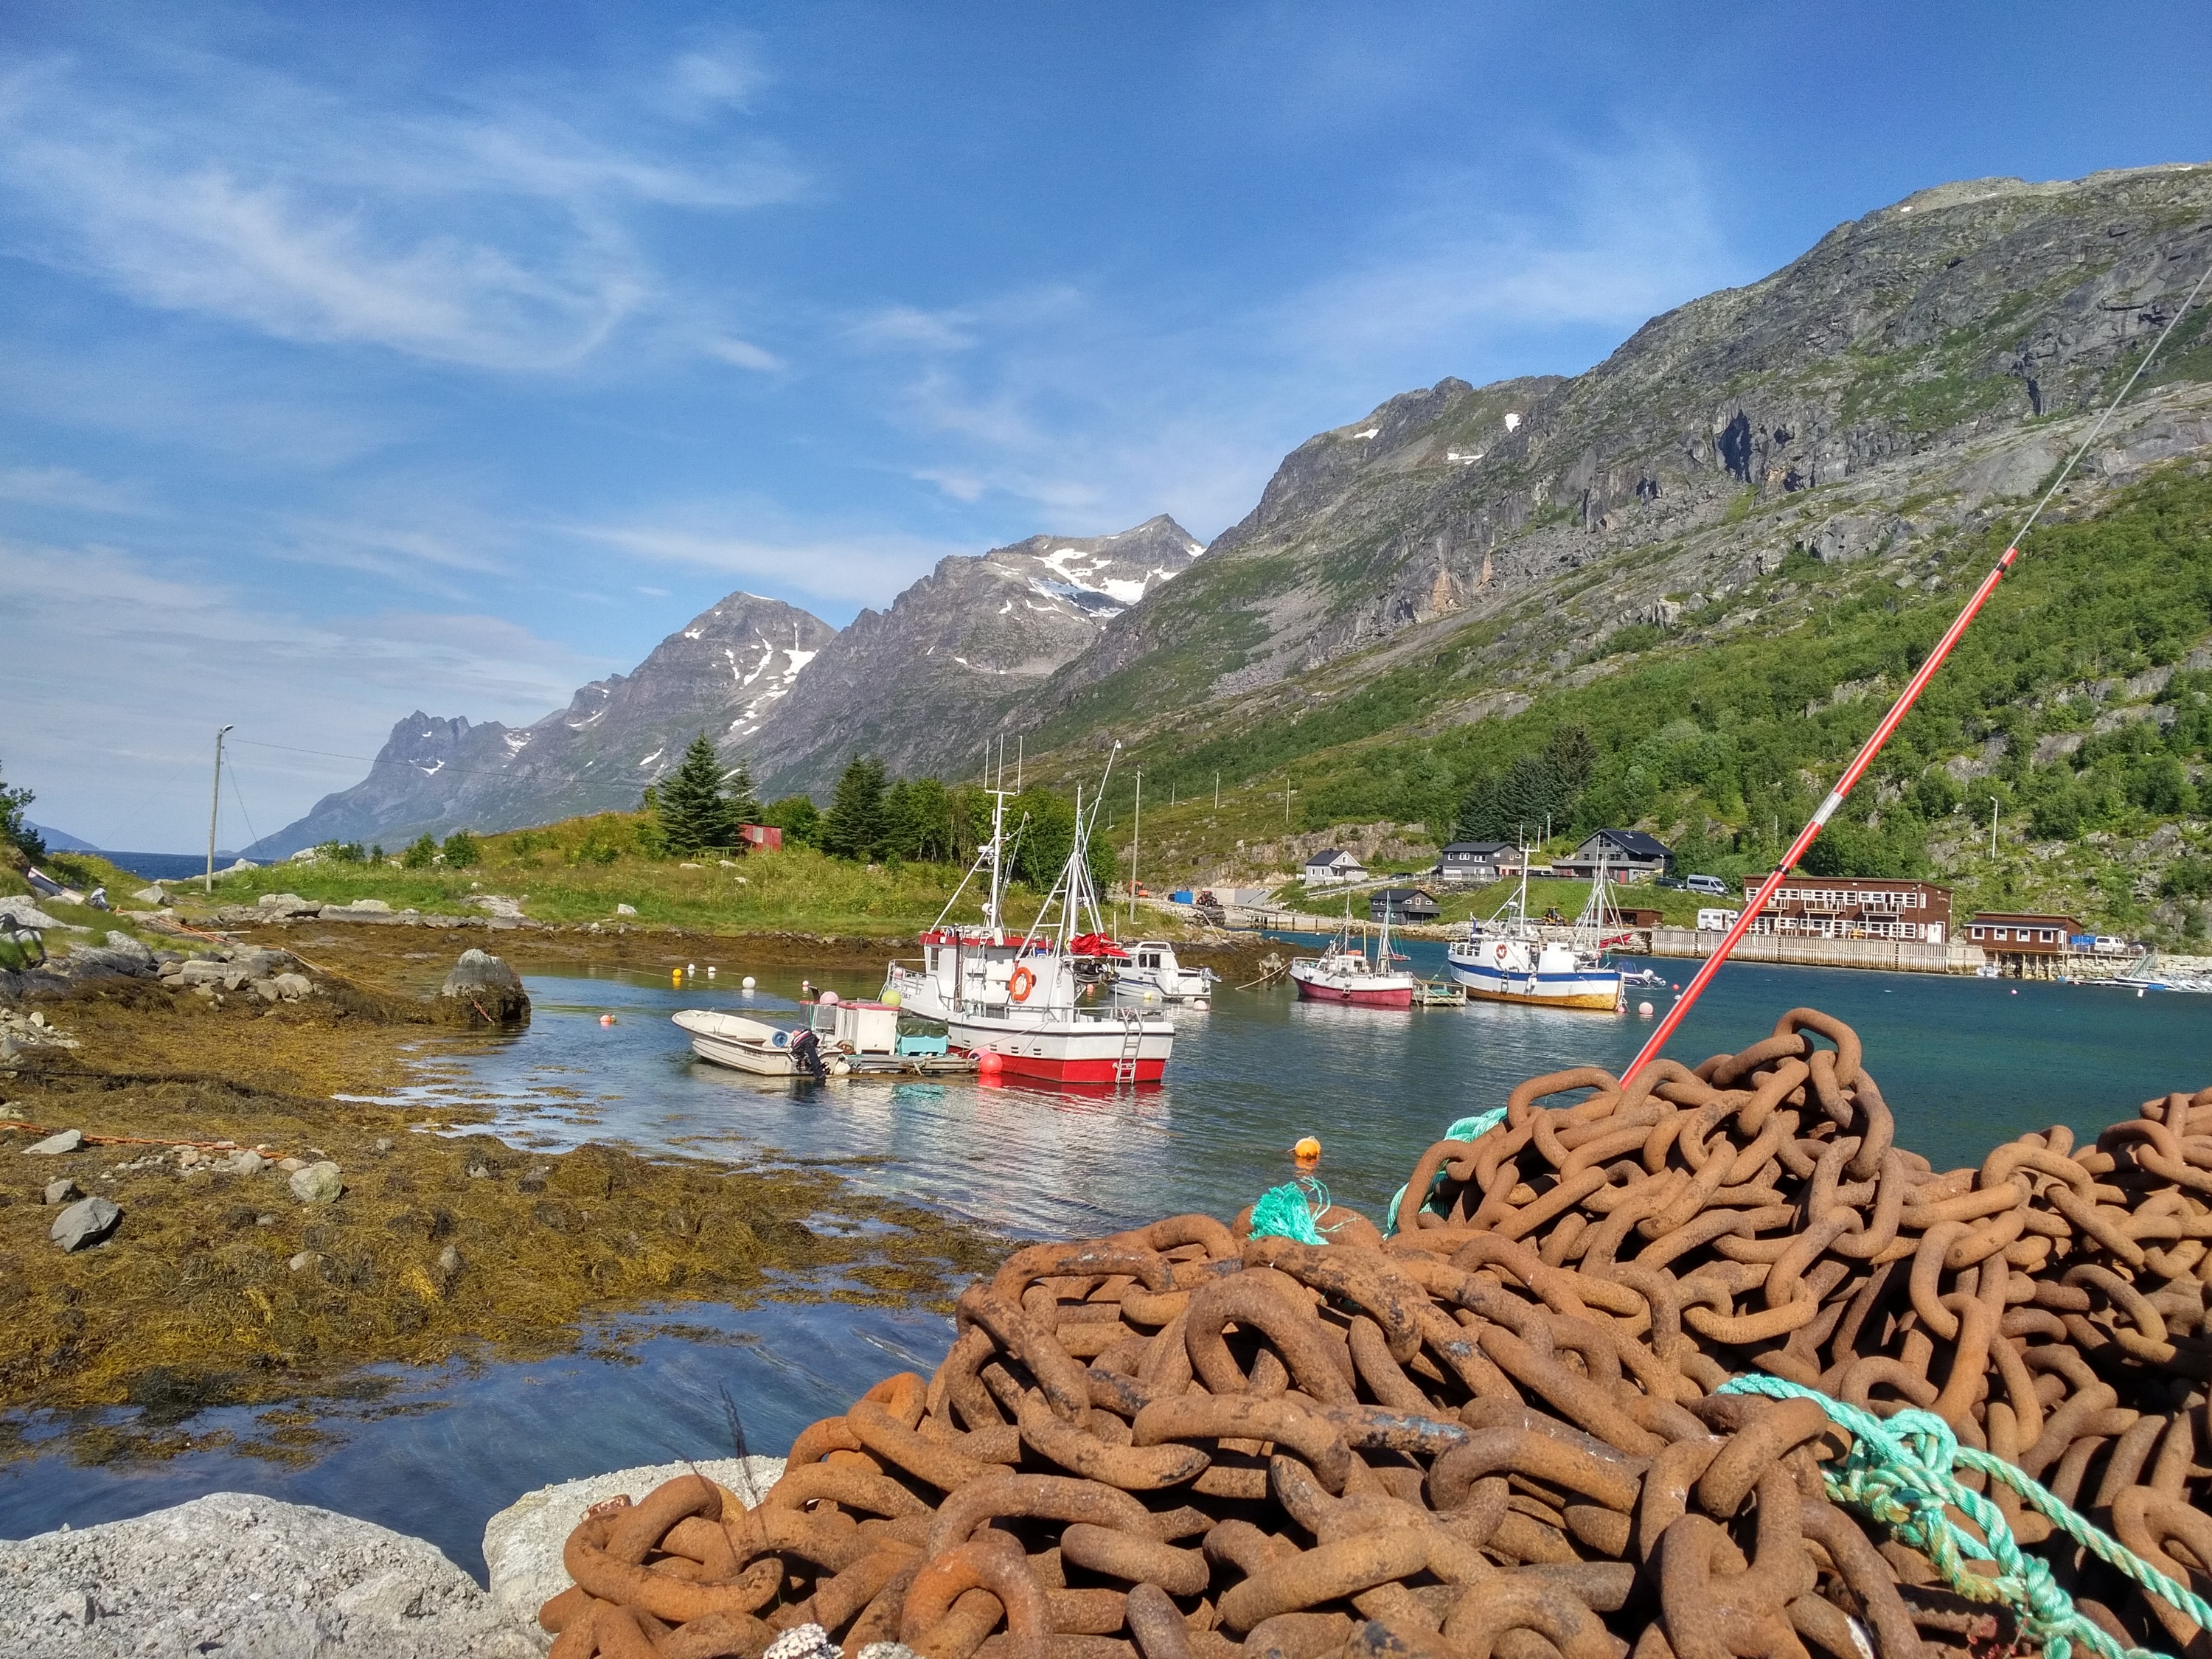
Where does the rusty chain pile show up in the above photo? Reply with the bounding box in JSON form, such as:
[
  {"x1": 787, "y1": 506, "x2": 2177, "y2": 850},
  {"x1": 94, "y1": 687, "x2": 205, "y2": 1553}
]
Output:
[{"x1": 541, "y1": 1006, "x2": 2212, "y2": 1659}]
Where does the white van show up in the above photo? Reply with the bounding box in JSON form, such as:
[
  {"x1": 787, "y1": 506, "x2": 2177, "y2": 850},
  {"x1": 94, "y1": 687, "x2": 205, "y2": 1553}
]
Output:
[
  {"x1": 1686, "y1": 874, "x2": 1731, "y2": 897},
  {"x1": 1697, "y1": 908, "x2": 1740, "y2": 933}
]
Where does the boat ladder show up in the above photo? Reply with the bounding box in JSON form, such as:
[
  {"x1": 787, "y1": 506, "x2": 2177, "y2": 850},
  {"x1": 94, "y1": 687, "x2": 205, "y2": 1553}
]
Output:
[{"x1": 1113, "y1": 1012, "x2": 1142, "y2": 1085}]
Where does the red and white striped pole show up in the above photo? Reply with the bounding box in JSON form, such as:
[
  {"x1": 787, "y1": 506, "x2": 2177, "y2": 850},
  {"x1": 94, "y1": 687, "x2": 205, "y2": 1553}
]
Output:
[{"x1": 1623, "y1": 544, "x2": 2018, "y2": 1077}]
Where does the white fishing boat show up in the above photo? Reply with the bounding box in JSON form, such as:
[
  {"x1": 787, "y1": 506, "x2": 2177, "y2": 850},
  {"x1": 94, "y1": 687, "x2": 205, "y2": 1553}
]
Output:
[
  {"x1": 944, "y1": 752, "x2": 1175, "y2": 1085},
  {"x1": 1444, "y1": 848, "x2": 1626, "y2": 1012},
  {"x1": 1110, "y1": 939, "x2": 1215, "y2": 1004},
  {"x1": 884, "y1": 785, "x2": 1074, "y2": 1025},
  {"x1": 674, "y1": 998, "x2": 974, "y2": 1079},
  {"x1": 1287, "y1": 905, "x2": 1417, "y2": 1008}
]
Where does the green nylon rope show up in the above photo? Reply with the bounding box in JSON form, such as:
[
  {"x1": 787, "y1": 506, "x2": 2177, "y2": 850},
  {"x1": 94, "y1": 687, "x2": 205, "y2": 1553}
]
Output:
[
  {"x1": 1384, "y1": 1107, "x2": 1509, "y2": 1237},
  {"x1": 1717, "y1": 1375, "x2": 2211, "y2": 1659},
  {"x1": 1248, "y1": 1176, "x2": 1334, "y2": 1245}
]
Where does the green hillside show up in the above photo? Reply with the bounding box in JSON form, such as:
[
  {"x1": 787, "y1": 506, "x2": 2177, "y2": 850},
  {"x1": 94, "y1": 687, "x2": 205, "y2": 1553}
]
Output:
[{"x1": 1079, "y1": 465, "x2": 2212, "y2": 946}]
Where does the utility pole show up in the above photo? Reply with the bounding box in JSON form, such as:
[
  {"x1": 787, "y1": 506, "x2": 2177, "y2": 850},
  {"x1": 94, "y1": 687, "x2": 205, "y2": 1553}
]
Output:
[
  {"x1": 206, "y1": 724, "x2": 234, "y2": 894},
  {"x1": 1214, "y1": 773, "x2": 1220, "y2": 810},
  {"x1": 1129, "y1": 771, "x2": 1141, "y2": 927},
  {"x1": 1016, "y1": 735, "x2": 1023, "y2": 793},
  {"x1": 1990, "y1": 797, "x2": 1999, "y2": 860},
  {"x1": 1281, "y1": 787, "x2": 1297, "y2": 826}
]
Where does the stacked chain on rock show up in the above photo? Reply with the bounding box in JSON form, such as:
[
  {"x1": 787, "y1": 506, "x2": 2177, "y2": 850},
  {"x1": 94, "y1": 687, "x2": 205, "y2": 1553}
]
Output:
[{"x1": 539, "y1": 1006, "x2": 2212, "y2": 1659}]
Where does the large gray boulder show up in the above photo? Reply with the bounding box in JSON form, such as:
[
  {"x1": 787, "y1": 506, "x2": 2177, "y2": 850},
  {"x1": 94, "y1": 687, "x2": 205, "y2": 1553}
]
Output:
[
  {"x1": 0, "y1": 1492, "x2": 537, "y2": 1658},
  {"x1": 50, "y1": 1197, "x2": 121, "y2": 1251},
  {"x1": 439, "y1": 949, "x2": 529, "y2": 1025},
  {"x1": 481, "y1": 1455, "x2": 782, "y2": 1645}
]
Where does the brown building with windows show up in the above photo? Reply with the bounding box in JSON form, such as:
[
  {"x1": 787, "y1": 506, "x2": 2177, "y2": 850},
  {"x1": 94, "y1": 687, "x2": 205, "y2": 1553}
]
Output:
[
  {"x1": 1743, "y1": 877, "x2": 1952, "y2": 943},
  {"x1": 1966, "y1": 912, "x2": 2083, "y2": 978}
]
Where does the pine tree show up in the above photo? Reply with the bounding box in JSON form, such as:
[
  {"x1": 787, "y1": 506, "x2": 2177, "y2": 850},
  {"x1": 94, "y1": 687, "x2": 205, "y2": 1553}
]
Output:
[
  {"x1": 658, "y1": 734, "x2": 742, "y2": 853},
  {"x1": 821, "y1": 757, "x2": 888, "y2": 860},
  {"x1": 723, "y1": 755, "x2": 762, "y2": 830}
]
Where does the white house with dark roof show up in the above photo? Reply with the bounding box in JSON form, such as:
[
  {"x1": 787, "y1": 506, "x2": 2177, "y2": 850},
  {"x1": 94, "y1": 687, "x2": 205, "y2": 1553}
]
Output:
[
  {"x1": 1301, "y1": 849, "x2": 1368, "y2": 887},
  {"x1": 1554, "y1": 830, "x2": 1674, "y2": 883}
]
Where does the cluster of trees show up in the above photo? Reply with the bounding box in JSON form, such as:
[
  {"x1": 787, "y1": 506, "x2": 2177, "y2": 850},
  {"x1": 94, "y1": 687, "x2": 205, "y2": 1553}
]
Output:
[
  {"x1": 1453, "y1": 726, "x2": 1598, "y2": 844},
  {"x1": 0, "y1": 754, "x2": 42, "y2": 863},
  {"x1": 400, "y1": 829, "x2": 479, "y2": 869},
  {"x1": 644, "y1": 734, "x2": 761, "y2": 855}
]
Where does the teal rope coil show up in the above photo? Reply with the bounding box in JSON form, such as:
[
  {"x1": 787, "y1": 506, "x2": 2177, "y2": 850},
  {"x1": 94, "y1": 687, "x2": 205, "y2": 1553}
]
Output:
[
  {"x1": 1385, "y1": 1106, "x2": 1510, "y2": 1237},
  {"x1": 1248, "y1": 1177, "x2": 1335, "y2": 1245},
  {"x1": 1717, "y1": 1375, "x2": 2211, "y2": 1659}
]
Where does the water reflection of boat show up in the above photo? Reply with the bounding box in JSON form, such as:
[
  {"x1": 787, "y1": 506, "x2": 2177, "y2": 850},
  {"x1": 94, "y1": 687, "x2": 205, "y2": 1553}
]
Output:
[
  {"x1": 1444, "y1": 849, "x2": 1626, "y2": 1012},
  {"x1": 672, "y1": 998, "x2": 975, "y2": 1079}
]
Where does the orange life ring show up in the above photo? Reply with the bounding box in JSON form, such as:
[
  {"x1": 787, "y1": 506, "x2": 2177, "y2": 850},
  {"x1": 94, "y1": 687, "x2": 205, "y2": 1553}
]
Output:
[
  {"x1": 1492, "y1": 942, "x2": 1508, "y2": 964},
  {"x1": 1009, "y1": 965, "x2": 1037, "y2": 1003}
]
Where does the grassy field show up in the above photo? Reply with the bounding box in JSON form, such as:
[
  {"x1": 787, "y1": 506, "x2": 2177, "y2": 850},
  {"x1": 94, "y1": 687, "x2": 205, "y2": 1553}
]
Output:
[{"x1": 159, "y1": 813, "x2": 1069, "y2": 936}]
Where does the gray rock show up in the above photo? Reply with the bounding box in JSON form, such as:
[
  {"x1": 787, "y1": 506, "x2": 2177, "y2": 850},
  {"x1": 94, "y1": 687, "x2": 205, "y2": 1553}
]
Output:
[
  {"x1": 0, "y1": 1491, "x2": 537, "y2": 1658},
  {"x1": 613, "y1": 903, "x2": 637, "y2": 917},
  {"x1": 42, "y1": 1178, "x2": 81, "y2": 1206},
  {"x1": 130, "y1": 885, "x2": 169, "y2": 905},
  {"x1": 100, "y1": 931, "x2": 156, "y2": 968},
  {"x1": 171, "y1": 959, "x2": 227, "y2": 987},
  {"x1": 256, "y1": 892, "x2": 322, "y2": 917},
  {"x1": 274, "y1": 972, "x2": 313, "y2": 1001},
  {"x1": 439, "y1": 949, "x2": 530, "y2": 1024},
  {"x1": 290, "y1": 1161, "x2": 344, "y2": 1204},
  {"x1": 24, "y1": 1129, "x2": 85, "y2": 1155},
  {"x1": 250, "y1": 977, "x2": 282, "y2": 1004},
  {"x1": 50, "y1": 1195, "x2": 122, "y2": 1251},
  {"x1": 481, "y1": 1455, "x2": 785, "y2": 1641},
  {"x1": 225, "y1": 1149, "x2": 271, "y2": 1176},
  {"x1": 334, "y1": 898, "x2": 394, "y2": 914},
  {"x1": 0, "y1": 896, "x2": 69, "y2": 931}
]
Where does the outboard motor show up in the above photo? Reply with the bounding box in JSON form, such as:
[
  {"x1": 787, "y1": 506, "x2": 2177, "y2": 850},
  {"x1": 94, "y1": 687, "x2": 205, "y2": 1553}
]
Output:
[{"x1": 789, "y1": 1026, "x2": 827, "y2": 1080}]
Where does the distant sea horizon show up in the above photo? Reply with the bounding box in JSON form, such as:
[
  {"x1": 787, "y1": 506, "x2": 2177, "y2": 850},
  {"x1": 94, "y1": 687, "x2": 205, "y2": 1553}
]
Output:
[{"x1": 44, "y1": 850, "x2": 243, "y2": 883}]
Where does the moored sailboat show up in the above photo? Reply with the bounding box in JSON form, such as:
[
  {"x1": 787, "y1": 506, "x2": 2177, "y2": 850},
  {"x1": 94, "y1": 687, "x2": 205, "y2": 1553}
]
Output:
[{"x1": 1287, "y1": 903, "x2": 1418, "y2": 1008}]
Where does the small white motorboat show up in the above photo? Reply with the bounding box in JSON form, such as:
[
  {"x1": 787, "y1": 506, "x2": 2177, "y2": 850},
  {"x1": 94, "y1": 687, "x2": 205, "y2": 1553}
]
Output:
[
  {"x1": 1110, "y1": 939, "x2": 1216, "y2": 1003},
  {"x1": 674, "y1": 998, "x2": 974, "y2": 1079}
]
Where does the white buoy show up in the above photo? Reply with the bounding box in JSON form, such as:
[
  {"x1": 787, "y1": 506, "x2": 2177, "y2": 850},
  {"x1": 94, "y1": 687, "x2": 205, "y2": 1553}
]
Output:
[
  {"x1": 1192, "y1": 998, "x2": 1208, "y2": 1010},
  {"x1": 741, "y1": 975, "x2": 757, "y2": 990},
  {"x1": 706, "y1": 966, "x2": 716, "y2": 977},
  {"x1": 687, "y1": 963, "x2": 697, "y2": 974},
  {"x1": 821, "y1": 990, "x2": 840, "y2": 1006},
  {"x1": 1638, "y1": 1001, "x2": 1655, "y2": 1018}
]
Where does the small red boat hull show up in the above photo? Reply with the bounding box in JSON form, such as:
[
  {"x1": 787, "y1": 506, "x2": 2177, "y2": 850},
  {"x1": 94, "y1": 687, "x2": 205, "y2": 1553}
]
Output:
[
  {"x1": 994, "y1": 1051, "x2": 1168, "y2": 1083},
  {"x1": 1291, "y1": 978, "x2": 1414, "y2": 1009}
]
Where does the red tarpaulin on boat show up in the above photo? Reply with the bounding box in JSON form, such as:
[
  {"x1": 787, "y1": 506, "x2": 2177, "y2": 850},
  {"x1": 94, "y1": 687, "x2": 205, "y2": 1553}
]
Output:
[{"x1": 1067, "y1": 933, "x2": 1130, "y2": 959}]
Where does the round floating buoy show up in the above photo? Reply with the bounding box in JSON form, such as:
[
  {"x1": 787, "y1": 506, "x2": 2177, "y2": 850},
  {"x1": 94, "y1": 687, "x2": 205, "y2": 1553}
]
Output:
[
  {"x1": 1293, "y1": 1135, "x2": 1321, "y2": 1164},
  {"x1": 1192, "y1": 998, "x2": 1208, "y2": 1010},
  {"x1": 883, "y1": 989, "x2": 902, "y2": 1007},
  {"x1": 831, "y1": 1059, "x2": 851, "y2": 1077},
  {"x1": 1638, "y1": 1001, "x2": 1655, "y2": 1018},
  {"x1": 977, "y1": 1049, "x2": 1004, "y2": 1076},
  {"x1": 741, "y1": 975, "x2": 756, "y2": 990},
  {"x1": 821, "y1": 990, "x2": 840, "y2": 1006},
  {"x1": 2012, "y1": 989, "x2": 2020, "y2": 996},
  {"x1": 687, "y1": 963, "x2": 697, "y2": 974},
  {"x1": 706, "y1": 967, "x2": 716, "y2": 977},
  {"x1": 599, "y1": 1014, "x2": 615, "y2": 1026}
]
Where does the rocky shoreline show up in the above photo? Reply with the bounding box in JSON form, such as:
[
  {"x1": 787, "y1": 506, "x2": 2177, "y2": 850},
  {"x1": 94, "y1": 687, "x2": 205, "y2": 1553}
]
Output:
[{"x1": 0, "y1": 1455, "x2": 788, "y2": 1658}]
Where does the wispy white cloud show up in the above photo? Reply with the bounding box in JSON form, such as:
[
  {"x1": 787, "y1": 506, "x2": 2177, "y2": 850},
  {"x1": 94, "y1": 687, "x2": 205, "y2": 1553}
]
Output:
[
  {"x1": 565, "y1": 516, "x2": 975, "y2": 613},
  {"x1": 704, "y1": 335, "x2": 785, "y2": 372},
  {"x1": 0, "y1": 46, "x2": 803, "y2": 372},
  {"x1": 0, "y1": 463, "x2": 154, "y2": 515}
]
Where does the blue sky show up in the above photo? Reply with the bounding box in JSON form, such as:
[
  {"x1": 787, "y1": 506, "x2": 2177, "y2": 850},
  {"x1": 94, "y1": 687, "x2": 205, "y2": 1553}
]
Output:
[{"x1": 4, "y1": 1, "x2": 2208, "y2": 850}]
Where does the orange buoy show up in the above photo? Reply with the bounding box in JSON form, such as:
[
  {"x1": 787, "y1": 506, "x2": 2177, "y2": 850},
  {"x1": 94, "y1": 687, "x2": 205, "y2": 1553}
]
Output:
[
  {"x1": 1293, "y1": 1135, "x2": 1321, "y2": 1165},
  {"x1": 977, "y1": 1049, "x2": 1004, "y2": 1076},
  {"x1": 599, "y1": 1015, "x2": 616, "y2": 1026}
]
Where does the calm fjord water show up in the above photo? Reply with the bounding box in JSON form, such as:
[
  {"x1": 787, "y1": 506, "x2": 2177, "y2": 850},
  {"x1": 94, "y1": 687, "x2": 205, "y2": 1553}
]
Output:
[{"x1": 4, "y1": 942, "x2": 2203, "y2": 1574}]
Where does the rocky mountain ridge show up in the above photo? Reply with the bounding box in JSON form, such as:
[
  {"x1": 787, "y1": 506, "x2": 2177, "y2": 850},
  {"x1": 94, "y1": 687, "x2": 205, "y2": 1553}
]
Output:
[
  {"x1": 1017, "y1": 163, "x2": 2212, "y2": 753},
  {"x1": 255, "y1": 163, "x2": 2212, "y2": 855},
  {"x1": 251, "y1": 519, "x2": 1199, "y2": 853},
  {"x1": 250, "y1": 593, "x2": 832, "y2": 855}
]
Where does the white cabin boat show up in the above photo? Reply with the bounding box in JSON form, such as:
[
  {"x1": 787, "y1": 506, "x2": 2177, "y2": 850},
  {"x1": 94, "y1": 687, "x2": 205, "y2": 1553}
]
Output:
[
  {"x1": 1111, "y1": 939, "x2": 1214, "y2": 1003},
  {"x1": 1444, "y1": 849, "x2": 1625, "y2": 1012}
]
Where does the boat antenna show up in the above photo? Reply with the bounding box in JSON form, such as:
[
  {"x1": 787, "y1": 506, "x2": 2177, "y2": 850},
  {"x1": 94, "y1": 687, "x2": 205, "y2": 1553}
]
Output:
[{"x1": 1627, "y1": 248, "x2": 2212, "y2": 1079}]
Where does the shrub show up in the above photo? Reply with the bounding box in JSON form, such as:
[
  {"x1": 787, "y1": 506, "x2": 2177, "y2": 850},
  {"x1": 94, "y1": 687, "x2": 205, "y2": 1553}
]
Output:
[
  {"x1": 400, "y1": 834, "x2": 439, "y2": 869},
  {"x1": 442, "y1": 829, "x2": 481, "y2": 869}
]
